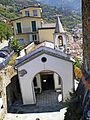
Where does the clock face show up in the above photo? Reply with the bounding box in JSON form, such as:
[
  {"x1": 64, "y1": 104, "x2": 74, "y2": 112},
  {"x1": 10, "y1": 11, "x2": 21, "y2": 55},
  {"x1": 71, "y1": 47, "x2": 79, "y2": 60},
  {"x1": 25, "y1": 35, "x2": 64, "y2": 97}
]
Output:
[{"x1": 58, "y1": 35, "x2": 63, "y2": 46}]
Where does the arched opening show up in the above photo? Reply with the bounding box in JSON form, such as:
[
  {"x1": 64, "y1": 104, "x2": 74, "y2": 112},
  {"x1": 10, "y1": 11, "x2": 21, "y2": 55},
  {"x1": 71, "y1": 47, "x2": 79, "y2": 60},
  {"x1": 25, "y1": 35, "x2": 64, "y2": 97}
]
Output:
[
  {"x1": 58, "y1": 35, "x2": 63, "y2": 47},
  {"x1": 33, "y1": 70, "x2": 63, "y2": 109}
]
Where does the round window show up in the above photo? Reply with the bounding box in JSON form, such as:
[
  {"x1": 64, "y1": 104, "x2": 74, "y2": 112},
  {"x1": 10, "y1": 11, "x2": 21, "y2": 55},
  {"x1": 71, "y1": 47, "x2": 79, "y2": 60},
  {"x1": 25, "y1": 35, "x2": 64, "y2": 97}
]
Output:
[{"x1": 41, "y1": 57, "x2": 47, "y2": 63}]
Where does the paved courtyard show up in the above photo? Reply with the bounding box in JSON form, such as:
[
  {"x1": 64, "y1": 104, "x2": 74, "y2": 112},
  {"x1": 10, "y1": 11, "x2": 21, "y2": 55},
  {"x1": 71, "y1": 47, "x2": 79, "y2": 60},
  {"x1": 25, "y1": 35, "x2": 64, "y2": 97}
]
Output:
[{"x1": 9, "y1": 90, "x2": 64, "y2": 113}]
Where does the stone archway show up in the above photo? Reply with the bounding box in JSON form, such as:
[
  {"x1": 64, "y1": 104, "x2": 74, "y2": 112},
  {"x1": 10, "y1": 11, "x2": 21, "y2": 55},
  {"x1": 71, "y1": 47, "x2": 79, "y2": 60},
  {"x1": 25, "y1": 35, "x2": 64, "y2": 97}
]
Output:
[{"x1": 32, "y1": 70, "x2": 63, "y2": 104}]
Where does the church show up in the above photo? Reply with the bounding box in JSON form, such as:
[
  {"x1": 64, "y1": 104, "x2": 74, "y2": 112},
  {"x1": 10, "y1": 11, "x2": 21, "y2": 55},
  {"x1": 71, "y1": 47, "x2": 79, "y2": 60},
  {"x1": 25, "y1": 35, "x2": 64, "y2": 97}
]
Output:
[{"x1": 13, "y1": 5, "x2": 74, "y2": 105}]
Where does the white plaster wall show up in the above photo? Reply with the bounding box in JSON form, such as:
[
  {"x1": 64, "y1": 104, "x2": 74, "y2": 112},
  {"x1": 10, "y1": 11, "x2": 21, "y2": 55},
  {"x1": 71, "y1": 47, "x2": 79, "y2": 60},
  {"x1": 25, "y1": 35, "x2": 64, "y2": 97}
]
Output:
[
  {"x1": 54, "y1": 35, "x2": 59, "y2": 49},
  {"x1": 18, "y1": 72, "x2": 36, "y2": 104},
  {"x1": 18, "y1": 53, "x2": 73, "y2": 105},
  {"x1": 54, "y1": 73, "x2": 61, "y2": 90},
  {"x1": 62, "y1": 34, "x2": 67, "y2": 47},
  {"x1": 36, "y1": 74, "x2": 42, "y2": 92},
  {"x1": 29, "y1": 34, "x2": 32, "y2": 43}
]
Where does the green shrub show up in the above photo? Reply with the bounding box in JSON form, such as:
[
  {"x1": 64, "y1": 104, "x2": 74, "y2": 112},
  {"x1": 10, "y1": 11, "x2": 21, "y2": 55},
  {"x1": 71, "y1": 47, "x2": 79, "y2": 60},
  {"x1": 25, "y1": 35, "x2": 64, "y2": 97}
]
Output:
[
  {"x1": 64, "y1": 91, "x2": 83, "y2": 120},
  {"x1": 9, "y1": 38, "x2": 23, "y2": 53},
  {"x1": 8, "y1": 53, "x2": 18, "y2": 66}
]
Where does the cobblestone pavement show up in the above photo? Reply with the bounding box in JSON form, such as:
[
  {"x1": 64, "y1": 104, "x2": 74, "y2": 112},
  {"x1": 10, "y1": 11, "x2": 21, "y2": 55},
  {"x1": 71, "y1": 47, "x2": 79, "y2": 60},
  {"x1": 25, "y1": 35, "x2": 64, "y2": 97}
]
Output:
[{"x1": 9, "y1": 90, "x2": 64, "y2": 113}]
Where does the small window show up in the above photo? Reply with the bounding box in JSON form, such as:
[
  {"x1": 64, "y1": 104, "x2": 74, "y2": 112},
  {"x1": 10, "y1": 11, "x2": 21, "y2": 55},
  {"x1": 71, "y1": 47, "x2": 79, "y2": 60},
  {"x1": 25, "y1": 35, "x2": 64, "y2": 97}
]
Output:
[
  {"x1": 58, "y1": 35, "x2": 63, "y2": 46},
  {"x1": 16, "y1": 22, "x2": 22, "y2": 34},
  {"x1": 25, "y1": 11, "x2": 30, "y2": 16},
  {"x1": 32, "y1": 21, "x2": 36, "y2": 31},
  {"x1": 32, "y1": 34, "x2": 37, "y2": 41},
  {"x1": 33, "y1": 10, "x2": 38, "y2": 16},
  {"x1": 41, "y1": 57, "x2": 47, "y2": 63},
  {"x1": 33, "y1": 77, "x2": 37, "y2": 87}
]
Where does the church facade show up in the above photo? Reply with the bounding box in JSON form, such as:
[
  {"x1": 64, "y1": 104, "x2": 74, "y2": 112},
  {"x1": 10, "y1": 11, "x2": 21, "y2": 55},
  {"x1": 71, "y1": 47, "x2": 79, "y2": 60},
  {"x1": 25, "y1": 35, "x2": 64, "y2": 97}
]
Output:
[
  {"x1": 16, "y1": 46, "x2": 73, "y2": 105},
  {"x1": 14, "y1": 5, "x2": 74, "y2": 105}
]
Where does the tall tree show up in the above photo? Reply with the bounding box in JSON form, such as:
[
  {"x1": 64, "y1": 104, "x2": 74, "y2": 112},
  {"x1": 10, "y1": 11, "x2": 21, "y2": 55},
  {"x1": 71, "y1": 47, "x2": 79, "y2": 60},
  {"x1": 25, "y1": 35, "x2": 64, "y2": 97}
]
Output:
[
  {"x1": 82, "y1": 0, "x2": 90, "y2": 71},
  {"x1": 0, "y1": 22, "x2": 13, "y2": 41}
]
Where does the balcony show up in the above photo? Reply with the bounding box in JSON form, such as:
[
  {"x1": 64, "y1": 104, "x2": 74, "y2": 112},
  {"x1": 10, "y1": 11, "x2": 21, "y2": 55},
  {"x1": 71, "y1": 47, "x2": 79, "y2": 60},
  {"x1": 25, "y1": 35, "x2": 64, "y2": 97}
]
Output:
[{"x1": 15, "y1": 27, "x2": 35, "y2": 34}]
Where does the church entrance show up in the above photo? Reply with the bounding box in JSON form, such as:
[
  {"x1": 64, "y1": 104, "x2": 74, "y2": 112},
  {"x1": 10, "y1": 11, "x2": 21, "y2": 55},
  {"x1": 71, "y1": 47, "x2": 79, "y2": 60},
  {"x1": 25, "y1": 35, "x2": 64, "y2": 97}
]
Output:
[
  {"x1": 33, "y1": 71, "x2": 63, "y2": 104},
  {"x1": 41, "y1": 74, "x2": 54, "y2": 91},
  {"x1": 32, "y1": 71, "x2": 63, "y2": 112}
]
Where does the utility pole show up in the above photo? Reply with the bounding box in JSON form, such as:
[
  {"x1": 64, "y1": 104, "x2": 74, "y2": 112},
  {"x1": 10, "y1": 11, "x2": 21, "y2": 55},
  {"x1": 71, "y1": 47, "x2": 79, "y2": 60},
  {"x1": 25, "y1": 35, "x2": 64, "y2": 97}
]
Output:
[{"x1": 82, "y1": 0, "x2": 90, "y2": 71}]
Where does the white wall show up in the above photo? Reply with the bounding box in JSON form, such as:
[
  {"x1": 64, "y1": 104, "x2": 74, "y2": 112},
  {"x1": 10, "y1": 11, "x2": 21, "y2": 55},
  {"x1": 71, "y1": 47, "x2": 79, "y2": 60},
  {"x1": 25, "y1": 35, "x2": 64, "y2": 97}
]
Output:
[
  {"x1": 62, "y1": 34, "x2": 67, "y2": 47},
  {"x1": 36, "y1": 74, "x2": 42, "y2": 92},
  {"x1": 18, "y1": 53, "x2": 73, "y2": 104},
  {"x1": 29, "y1": 34, "x2": 32, "y2": 43},
  {"x1": 54, "y1": 73, "x2": 61, "y2": 90}
]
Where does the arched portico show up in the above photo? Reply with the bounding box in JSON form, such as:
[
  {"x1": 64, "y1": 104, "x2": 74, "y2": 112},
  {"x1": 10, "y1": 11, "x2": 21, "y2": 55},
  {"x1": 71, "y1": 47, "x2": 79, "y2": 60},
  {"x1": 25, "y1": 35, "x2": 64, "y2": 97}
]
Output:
[
  {"x1": 18, "y1": 53, "x2": 73, "y2": 105},
  {"x1": 32, "y1": 70, "x2": 63, "y2": 104}
]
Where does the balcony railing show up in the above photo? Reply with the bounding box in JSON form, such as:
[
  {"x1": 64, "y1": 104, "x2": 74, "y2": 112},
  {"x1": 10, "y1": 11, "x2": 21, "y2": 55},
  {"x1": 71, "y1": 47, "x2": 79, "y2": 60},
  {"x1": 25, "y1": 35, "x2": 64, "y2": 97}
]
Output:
[
  {"x1": 15, "y1": 27, "x2": 31, "y2": 34},
  {"x1": 15, "y1": 27, "x2": 39, "y2": 34}
]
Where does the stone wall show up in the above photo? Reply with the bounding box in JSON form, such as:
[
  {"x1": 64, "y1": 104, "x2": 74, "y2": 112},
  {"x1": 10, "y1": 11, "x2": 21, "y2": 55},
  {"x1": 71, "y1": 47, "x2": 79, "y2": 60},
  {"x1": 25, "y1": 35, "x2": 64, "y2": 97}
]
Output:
[{"x1": 0, "y1": 66, "x2": 16, "y2": 120}]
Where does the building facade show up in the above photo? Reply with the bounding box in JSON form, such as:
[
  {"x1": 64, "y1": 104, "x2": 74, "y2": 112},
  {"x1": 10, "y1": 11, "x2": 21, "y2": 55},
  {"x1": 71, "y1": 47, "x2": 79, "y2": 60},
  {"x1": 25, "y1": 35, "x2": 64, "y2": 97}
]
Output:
[
  {"x1": 12, "y1": 5, "x2": 56, "y2": 45},
  {"x1": 13, "y1": 5, "x2": 74, "y2": 105},
  {"x1": 16, "y1": 45, "x2": 73, "y2": 105}
]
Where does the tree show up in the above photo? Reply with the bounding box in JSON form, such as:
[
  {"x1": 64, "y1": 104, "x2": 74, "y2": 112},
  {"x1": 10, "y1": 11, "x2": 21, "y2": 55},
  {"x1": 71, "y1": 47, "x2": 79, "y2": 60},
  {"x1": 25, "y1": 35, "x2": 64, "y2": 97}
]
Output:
[
  {"x1": 74, "y1": 66, "x2": 83, "y2": 80},
  {"x1": 64, "y1": 91, "x2": 83, "y2": 120},
  {"x1": 0, "y1": 0, "x2": 11, "y2": 6},
  {"x1": 0, "y1": 21, "x2": 13, "y2": 41},
  {"x1": 4, "y1": 24, "x2": 13, "y2": 40},
  {"x1": 73, "y1": 58, "x2": 83, "y2": 80},
  {"x1": 9, "y1": 38, "x2": 23, "y2": 54}
]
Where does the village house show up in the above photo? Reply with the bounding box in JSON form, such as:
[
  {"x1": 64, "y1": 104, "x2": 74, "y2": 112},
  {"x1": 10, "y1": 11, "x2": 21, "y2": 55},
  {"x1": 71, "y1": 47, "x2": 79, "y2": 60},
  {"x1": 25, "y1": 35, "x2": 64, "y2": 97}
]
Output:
[
  {"x1": 12, "y1": 5, "x2": 67, "y2": 48},
  {"x1": 12, "y1": 5, "x2": 74, "y2": 105}
]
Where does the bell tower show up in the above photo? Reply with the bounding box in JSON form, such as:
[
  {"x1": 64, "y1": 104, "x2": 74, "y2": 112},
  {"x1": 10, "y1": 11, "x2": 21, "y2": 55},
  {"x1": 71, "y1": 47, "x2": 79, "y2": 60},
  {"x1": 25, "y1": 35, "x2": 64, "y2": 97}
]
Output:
[{"x1": 54, "y1": 16, "x2": 67, "y2": 52}]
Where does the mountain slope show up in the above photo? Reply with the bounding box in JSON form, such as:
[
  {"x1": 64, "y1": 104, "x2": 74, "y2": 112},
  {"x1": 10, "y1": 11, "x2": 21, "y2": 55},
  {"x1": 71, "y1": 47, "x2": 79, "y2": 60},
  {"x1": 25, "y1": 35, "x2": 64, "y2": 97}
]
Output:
[
  {"x1": 0, "y1": 0, "x2": 81, "y2": 31},
  {"x1": 36, "y1": 0, "x2": 81, "y2": 13}
]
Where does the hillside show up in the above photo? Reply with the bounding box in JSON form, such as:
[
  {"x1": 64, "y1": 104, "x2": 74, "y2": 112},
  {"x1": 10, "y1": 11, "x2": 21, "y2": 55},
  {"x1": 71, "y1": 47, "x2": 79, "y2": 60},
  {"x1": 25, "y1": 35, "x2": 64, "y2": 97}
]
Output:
[
  {"x1": 0, "y1": 0, "x2": 81, "y2": 31},
  {"x1": 41, "y1": 4, "x2": 81, "y2": 31},
  {"x1": 0, "y1": 5, "x2": 18, "y2": 20},
  {"x1": 36, "y1": 0, "x2": 81, "y2": 14}
]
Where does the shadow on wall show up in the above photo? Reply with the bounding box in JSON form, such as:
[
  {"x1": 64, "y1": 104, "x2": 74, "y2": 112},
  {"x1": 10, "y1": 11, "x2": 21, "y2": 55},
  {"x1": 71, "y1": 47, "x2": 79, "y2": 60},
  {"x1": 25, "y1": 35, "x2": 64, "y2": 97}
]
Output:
[{"x1": 6, "y1": 75, "x2": 22, "y2": 112}]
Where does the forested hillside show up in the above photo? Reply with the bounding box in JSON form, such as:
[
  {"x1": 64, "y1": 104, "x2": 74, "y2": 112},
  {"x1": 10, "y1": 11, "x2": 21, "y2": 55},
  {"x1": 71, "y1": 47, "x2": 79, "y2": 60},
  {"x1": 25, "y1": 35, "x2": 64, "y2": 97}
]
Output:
[
  {"x1": 0, "y1": 0, "x2": 81, "y2": 31},
  {"x1": 36, "y1": 0, "x2": 81, "y2": 14}
]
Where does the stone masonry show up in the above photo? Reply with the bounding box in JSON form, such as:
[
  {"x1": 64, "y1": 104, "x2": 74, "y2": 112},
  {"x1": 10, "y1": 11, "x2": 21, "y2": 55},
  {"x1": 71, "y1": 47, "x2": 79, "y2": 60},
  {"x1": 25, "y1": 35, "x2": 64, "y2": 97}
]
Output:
[{"x1": 0, "y1": 66, "x2": 16, "y2": 120}]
